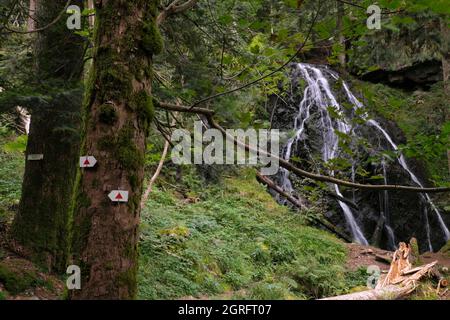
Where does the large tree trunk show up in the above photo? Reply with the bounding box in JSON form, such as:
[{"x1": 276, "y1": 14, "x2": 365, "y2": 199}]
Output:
[
  {"x1": 70, "y1": 0, "x2": 161, "y2": 299},
  {"x1": 10, "y1": 0, "x2": 85, "y2": 272}
]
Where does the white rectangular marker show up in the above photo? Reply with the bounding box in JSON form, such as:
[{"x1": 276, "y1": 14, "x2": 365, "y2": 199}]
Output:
[
  {"x1": 80, "y1": 156, "x2": 97, "y2": 168},
  {"x1": 108, "y1": 190, "x2": 129, "y2": 203},
  {"x1": 28, "y1": 154, "x2": 44, "y2": 161}
]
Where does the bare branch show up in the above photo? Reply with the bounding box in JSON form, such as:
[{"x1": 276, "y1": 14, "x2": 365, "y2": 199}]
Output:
[
  {"x1": 256, "y1": 172, "x2": 352, "y2": 242},
  {"x1": 141, "y1": 140, "x2": 170, "y2": 209},
  {"x1": 187, "y1": 0, "x2": 322, "y2": 110},
  {"x1": 156, "y1": 102, "x2": 450, "y2": 193},
  {"x1": 157, "y1": 0, "x2": 198, "y2": 26},
  {"x1": 1, "y1": 0, "x2": 71, "y2": 34},
  {"x1": 335, "y1": 0, "x2": 404, "y2": 15}
]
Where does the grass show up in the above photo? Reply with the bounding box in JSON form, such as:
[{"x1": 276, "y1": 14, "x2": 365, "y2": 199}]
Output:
[
  {"x1": 0, "y1": 120, "x2": 379, "y2": 300},
  {"x1": 0, "y1": 124, "x2": 25, "y2": 222},
  {"x1": 137, "y1": 167, "x2": 356, "y2": 300}
]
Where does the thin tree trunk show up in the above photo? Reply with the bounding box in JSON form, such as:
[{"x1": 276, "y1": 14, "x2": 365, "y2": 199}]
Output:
[
  {"x1": 336, "y1": 1, "x2": 346, "y2": 68},
  {"x1": 27, "y1": 0, "x2": 36, "y2": 32},
  {"x1": 440, "y1": 18, "x2": 450, "y2": 174},
  {"x1": 87, "y1": 0, "x2": 95, "y2": 28},
  {"x1": 10, "y1": 0, "x2": 84, "y2": 272},
  {"x1": 140, "y1": 139, "x2": 170, "y2": 209},
  {"x1": 70, "y1": 0, "x2": 161, "y2": 299}
]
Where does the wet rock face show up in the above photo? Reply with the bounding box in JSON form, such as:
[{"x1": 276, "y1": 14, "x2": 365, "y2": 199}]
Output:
[
  {"x1": 268, "y1": 63, "x2": 448, "y2": 253},
  {"x1": 360, "y1": 60, "x2": 442, "y2": 91}
]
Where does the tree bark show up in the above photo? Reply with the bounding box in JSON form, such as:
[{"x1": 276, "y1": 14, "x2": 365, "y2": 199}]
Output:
[
  {"x1": 10, "y1": 0, "x2": 85, "y2": 272},
  {"x1": 27, "y1": 0, "x2": 36, "y2": 32},
  {"x1": 440, "y1": 18, "x2": 450, "y2": 175},
  {"x1": 70, "y1": 0, "x2": 161, "y2": 299},
  {"x1": 140, "y1": 139, "x2": 170, "y2": 209},
  {"x1": 87, "y1": 0, "x2": 95, "y2": 28}
]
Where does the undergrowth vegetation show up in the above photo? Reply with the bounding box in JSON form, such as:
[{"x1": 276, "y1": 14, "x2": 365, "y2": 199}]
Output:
[
  {"x1": 137, "y1": 167, "x2": 364, "y2": 300},
  {"x1": 358, "y1": 81, "x2": 449, "y2": 188},
  {"x1": 0, "y1": 117, "x2": 25, "y2": 224}
]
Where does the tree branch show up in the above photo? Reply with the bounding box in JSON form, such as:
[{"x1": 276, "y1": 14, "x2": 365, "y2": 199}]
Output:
[
  {"x1": 256, "y1": 172, "x2": 352, "y2": 242},
  {"x1": 334, "y1": 0, "x2": 404, "y2": 14},
  {"x1": 186, "y1": 0, "x2": 322, "y2": 110},
  {"x1": 156, "y1": 102, "x2": 450, "y2": 193},
  {"x1": 1, "y1": 0, "x2": 71, "y2": 34},
  {"x1": 140, "y1": 139, "x2": 170, "y2": 209},
  {"x1": 157, "y1": 0, "x2": 198, "y2": 26}
]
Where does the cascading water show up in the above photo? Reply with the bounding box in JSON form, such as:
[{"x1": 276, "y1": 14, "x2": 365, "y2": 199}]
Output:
[
  {"x1": 277, "y1": 62, "x2": 449, "y2": 249},
  {"x1": 367, "y1": 120, "x2": 450, "y2": 249},
  {"x1": 279, "y1": 63, "x2": 368, "y2": 245},
  {"x1": 381, "y1": 159, "x2": 397, "y2": 250}
]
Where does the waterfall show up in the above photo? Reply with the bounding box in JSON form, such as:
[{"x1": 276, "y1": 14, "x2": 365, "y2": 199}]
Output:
[
  {"x1": 277, "y1": 62, "x2": 449, "y2": 249},
  {"x1": 381, "y1": 160, "x2": 397, "y2": 250},
  {"x1": 279, "y1": 63, "x2": 368, "y2": 245},
  {"x1": 367, "y1": 119, "x2": 450, "y2": 247}
]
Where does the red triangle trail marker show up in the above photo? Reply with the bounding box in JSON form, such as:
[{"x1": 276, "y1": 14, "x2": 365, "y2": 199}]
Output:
[
  {"x1": 108, "y1": 190, "x2": 129, "y2": 203},
  {"x1": 79, "y1": 156, "x2": 97, "y2": 168}
]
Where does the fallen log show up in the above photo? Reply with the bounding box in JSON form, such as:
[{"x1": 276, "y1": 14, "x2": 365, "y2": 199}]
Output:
[
  {"x1": 324, "y1": 190, "x2": 359, "y2": 210},
  {"x1": 320, "y1": 242, "x2": 438, "y2": 300},
  {"x1": 375, "y1": 254, "x2": 392, "y2": 264},
  {"x1": 320, "y1": 284, "x2": 416, "y2": 300}
]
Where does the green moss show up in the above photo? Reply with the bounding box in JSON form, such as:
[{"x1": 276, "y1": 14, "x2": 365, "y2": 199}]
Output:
[
  {"x1": 77, "y1": 191, "x2": 91, "y2": 209},
  {"x1": 130, "y1": 90, "x2": 154, "y2": 134},
  {"x1": 409, "y1": 237, "x2": 422, "y2": 265},
  {"x1": 439, "y1": 240, "x2": 450, "y2": 258},
  {"x1": 117, "y1": 125, "x2": 145, "y2": 171},
  {"x1": 129, "y1": 174, "x2": 138, "y2": 190},
  {"x1": 0, "y1": 261, "x2": 40, "y2": 295},
  {"x1": 0, "y1": 291, "x2": 7, "y2": 300},
  {"x1": 148, "y1": 0, "x2": 160, "y2": 17},
  {"x1": 98, "y1": 104, "x2": 118, "y2": 125},
  {"x1": 141, "y1": 19, "x2": 163, "y2": 56},
  {"x1": 137, "y1": 168, "x2": 348, "y2": 300},
  {"x1": 98, "y1": 66, "x2": 133, "y2": 101},
  {"x1": 97, "y1": 136, "x2": 116, "y2": 151},
  {"x1": 117, "y1": 265, "x2": 138, "y2": 298}
]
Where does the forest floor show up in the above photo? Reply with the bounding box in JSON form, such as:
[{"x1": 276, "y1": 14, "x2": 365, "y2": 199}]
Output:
[
  {"x1": 0, "y1": 228, "x2": 65, "y2": 300},
  {"x1": 179, "y1": 242, "x2": 450, "y2": 300},
  {"x1": 0, "y1": 120, "x2": 449, "y2": 300}
]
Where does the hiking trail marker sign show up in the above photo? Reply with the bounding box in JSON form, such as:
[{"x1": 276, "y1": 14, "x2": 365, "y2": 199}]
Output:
[
  {"x1": 108, "y1": 190, "x2": 129, "y2": 203},
  {"x1": 79, "y1": 156, "x2": 97, "y2": 168}
]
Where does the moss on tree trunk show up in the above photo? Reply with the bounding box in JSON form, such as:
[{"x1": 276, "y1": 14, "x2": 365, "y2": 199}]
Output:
[
  {"x1": 70, "y1": 0, "x2": 161, "y2": 299},
  {"x1": 11, "y1": 0, "x2": 85, "y2": 272}
]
